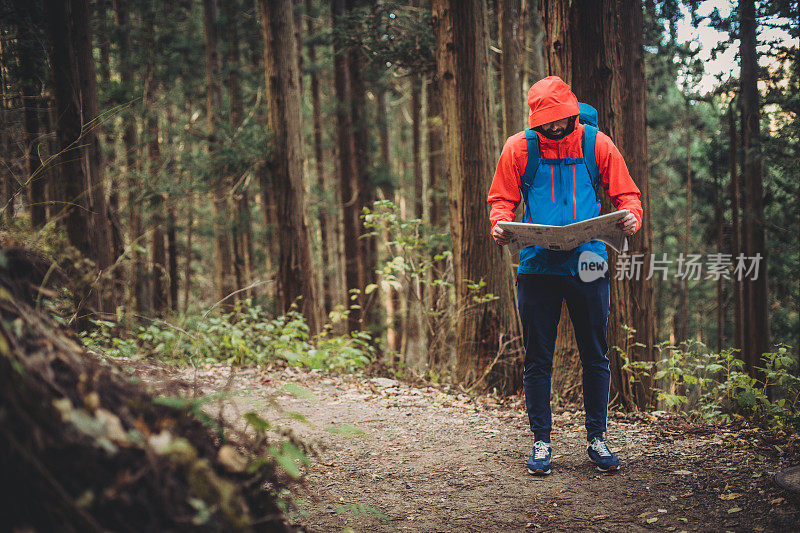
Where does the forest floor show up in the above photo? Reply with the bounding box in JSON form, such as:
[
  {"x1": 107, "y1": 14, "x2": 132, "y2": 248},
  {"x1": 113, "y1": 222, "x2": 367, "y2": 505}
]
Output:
[{"x1": 134, "y1": 361, "x2": 800, "y2": 532}]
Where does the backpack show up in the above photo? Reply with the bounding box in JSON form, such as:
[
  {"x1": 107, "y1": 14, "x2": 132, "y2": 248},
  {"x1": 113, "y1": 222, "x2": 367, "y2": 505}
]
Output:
[{"x1": 522, "y1": 102, "x2": 601, "y2": 201}]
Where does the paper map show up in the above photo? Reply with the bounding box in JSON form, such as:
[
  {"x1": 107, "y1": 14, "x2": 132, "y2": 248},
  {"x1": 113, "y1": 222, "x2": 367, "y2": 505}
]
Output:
[{"x1": 497, "y1": 210, "x2": 629, "y2": 254}]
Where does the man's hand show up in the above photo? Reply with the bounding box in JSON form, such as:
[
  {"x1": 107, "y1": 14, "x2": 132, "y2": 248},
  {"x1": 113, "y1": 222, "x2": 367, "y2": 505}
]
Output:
[
  {"x1": 617, "y1": 212, "x2": 638, "y2": 236},
  {"x1": 492, "y1": 224, "x2": 514, "y2": 245}
]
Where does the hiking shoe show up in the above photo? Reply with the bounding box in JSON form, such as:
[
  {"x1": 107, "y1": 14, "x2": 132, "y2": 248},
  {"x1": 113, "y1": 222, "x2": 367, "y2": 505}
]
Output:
[
  {"x1": 587, "y1": 437, "x2": 620, "y2": 472},
  {"x1": 527, "y1": 440, "x2": 552, "y2": 475}
]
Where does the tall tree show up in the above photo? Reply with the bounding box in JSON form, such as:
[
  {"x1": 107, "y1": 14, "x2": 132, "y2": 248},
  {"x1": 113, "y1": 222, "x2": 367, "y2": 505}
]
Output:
[
  {"x1": 259, "y1": 0, "x2": 320, "y2": 332},
  {"x1": 70, "y1": 0, "x2": 115, "y2": 272},
  {"x1": 224, "y1": 0, "x2": 253, "y2": 302},
  {"x1": 306, "y1": 0, "x2": 333, "y2": 315},
  {"x1": 331, "y1": 0, "x2": 362, "y2": 332},
  {"x1": 499, "y1": 0, "x2": 523, "y2": 140},
  {"x1": 143, "y1": 0, "x2": 168, "y2": 315},
  {"x1": 11, "y1": 0, "x2": 46, "y2": 228},
  {"x1": 521, "y1": 0, "x2": 545, "y2": 91},
  {"x1": 43, "y1": 0, "x2": 114, "y2": 283},
  {"x1": 432, "y1": 0, "x2": 522, "y2": 392},
  {"x1": 114, "y1": 0, "x2": 149, "y2": 315},
  {"x1": 728, "y1": 104, "x2": 745, "y2": 353},
  {"x1": 543, "y1": 0, "x2": 655, "y2": 409},
  {"x1": 202, "y1": 0, "x2": 236, "y2": 308},
  {"x1": 738, "y1": 0, "x2": 769, "y2": 373}
]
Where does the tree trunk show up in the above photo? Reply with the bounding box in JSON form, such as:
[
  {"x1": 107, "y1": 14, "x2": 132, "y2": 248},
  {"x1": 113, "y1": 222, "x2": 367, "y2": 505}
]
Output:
[
  {"x1": 43, "y1": 0, "x2": 112, "y2": 273},
  {"x1": 543, "y1": 0, "x2": 654, "y2": 409},
  {"x1": 521, "y1": 0, "x2": 546, "y2": 91},
  {"x1": 427, "y1": 75, "x2": 446, "y2": 229},
  {"x1": 331, "y1": 0, "x2": 362, "y2": 332},
  {"x1": 183, "y1": 193, "x2": 194, "y2": 313},
  {"x1": 114, "y1": 0, "x2": 149, "y2": 315},
  {"x1": 499, "y1": 0, "x2": 523, "y2": 139},
  {"x1": 260, "y1": 0, "x2": 320, "y2": 332},
  {"x1": 347, "y1": 1, "x2": 376, "y2": 328},
  {"x1": 143, "y1": 1, "x2": 168, "y2": 316},
  {"x1": 306, "y1": 0, "x2": 333, "y2": 316},
  {"x1": 551, "y1": 303, "x2": 583, "y2": 405},
  {"x1": 728, "y1": 104, "x2": 745, "y2": 353},
  {"x1": 714, "y1": 166, "x2": 725, "y2": 353},
  {"x1": 377, "y1": 87, "x2": 401, "y2": 353},
  {"x1": 167, "y1": 198, "x2": 179, "y2": 311},
  {"x1": 224, "y1": 0, "x2": 253, "y2": 303},
  {"x1": 0, "y1": 30, "x2": 16, "y2": 224},
  {"x1": 202, "y1": 0, "x2": 236, "y2": 310},
  {"x1": 70, "y1": 0, "x2": 114, "y2": 273},
  {"x1": 432, "y1": 0, "x2": 522, "y2": 393},
  {"x1": 739, "y1": 0, "x2": 769, "y2": 374},
  {"x1": 12, "y1": 0, "x2": 46, "y2": 228},
  {"x1": 677, "y1": 132, "x2": 692, "y2": 343}
]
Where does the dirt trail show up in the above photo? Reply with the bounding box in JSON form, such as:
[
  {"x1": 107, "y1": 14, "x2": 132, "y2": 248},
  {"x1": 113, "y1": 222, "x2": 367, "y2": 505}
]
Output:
[{"x1": 144, "y1": 363, "x2": 799, "y2": 532}]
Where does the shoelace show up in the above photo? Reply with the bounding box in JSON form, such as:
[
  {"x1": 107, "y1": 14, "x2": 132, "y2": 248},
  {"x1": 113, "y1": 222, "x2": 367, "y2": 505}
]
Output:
[
  {"x1": 590, "y1": 439, "x2": 612, "y2": 457},
  {"x1": 533, "y1": 441, "x2": 550, "y2": 459}
]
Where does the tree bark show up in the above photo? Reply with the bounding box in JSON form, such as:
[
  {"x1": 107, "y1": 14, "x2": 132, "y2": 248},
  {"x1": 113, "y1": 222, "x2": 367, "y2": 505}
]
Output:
[
  {"x1": 143, "y1": 1, "x2": 167, "y2": 315},
  {"x1": 224, "y1": 0, "x2": 253, "y2": 303},
  {"x1": 306, "y1": 0, "x2": 333, "y2": 316},
  {"x1": 43, "y1": 0, "x2": 113, "y2": 273},
  {"x1": 499, "y1": 0, "x2": 523, "y2": 140},
  {"x1": 728, "y1": 104, "x2": 745, "y2": 353},
  {"x1": 12, "y1": 0, "x2": 47, "y2": 228},
  {"x1": 114, "y1": 0, "x2": 149, "y2": 315},
  {"x1": 260, "y1": 0, "x2": 321, "y2": 332},
  {"x1": 521, "y1": 0, "x2": 546, "y2": 91},
  {"x1": 346, "y1": 0, "x2": 377, "y2": 328},
  {"x1": 202, "y1": 0, "x2": 236, "y2": 310},
  {"x1": 427, "y1": 75, "x2": 446, "y2": 229},
  {"x1": 739, "y1": 0, "x2": 769, "y2": 374},
  {"x1": 331, "y1": 0, "x2": 362, "y2": 332},
  {"x1": 432, "y1": 0, "x2": 522, "y2": 393},
  {"x1": 543, "y1": 0, "x2": 654, "y2": 409},
  {"x1": 70, "y1": 0, "x2": 114, "y2": 272}
]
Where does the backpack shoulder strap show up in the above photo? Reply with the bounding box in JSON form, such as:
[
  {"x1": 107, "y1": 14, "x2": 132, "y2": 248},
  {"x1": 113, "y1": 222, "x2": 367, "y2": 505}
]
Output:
[
  {"x1": 583, "y1": 124, "x2": 601, "y2": 201},
  {"x1": 522, "y1": 128, "x2": 540, "y2": 189},
  {"x1": 583, "y1": 124, "x2": 599, "y2": 183}
]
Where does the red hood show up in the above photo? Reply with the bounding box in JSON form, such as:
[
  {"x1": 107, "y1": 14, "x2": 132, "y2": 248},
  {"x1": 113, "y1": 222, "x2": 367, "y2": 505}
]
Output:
[{"x1": 527, "y1": 76, "x2": 580, "y2": 129}]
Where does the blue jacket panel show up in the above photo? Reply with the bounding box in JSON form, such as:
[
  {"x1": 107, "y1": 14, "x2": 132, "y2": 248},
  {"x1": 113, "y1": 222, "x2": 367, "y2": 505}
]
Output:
[{"x1": 518, "y1": 129, "x2": 608, "y2": 275}]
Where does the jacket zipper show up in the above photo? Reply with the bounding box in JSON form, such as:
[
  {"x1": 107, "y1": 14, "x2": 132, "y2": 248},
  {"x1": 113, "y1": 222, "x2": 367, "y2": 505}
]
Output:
[{"x1": 550, "y1": 165, "x2": 555, "y2": 203}]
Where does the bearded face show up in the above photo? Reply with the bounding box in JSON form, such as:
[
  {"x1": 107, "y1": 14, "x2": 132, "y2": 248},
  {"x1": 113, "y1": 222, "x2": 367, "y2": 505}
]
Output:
[{"x1": 535, "y1": 116, "x2": 577, "y2": 141}]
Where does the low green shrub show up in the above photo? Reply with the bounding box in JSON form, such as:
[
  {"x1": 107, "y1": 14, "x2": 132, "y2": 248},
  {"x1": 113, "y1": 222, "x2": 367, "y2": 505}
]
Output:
[
  {"x1": 623, "y1": 338, "x2": 800, "y2": 432},
  {"x1": 81, "y1": 302, "x2": 376, "y2": 373}
]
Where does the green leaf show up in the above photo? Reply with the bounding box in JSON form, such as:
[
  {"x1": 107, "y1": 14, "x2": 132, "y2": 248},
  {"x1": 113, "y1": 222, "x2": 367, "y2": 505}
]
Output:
[
  {"x1": 243, "y1": 411, "x2": 272, "y2": 432},
  {"x1": 283, "y1": 382, "x2": 315, "y2": 400},
  {"x1": 653, "y1": 369, "x2": 671, "y2": 380},
  {"x1": 326, "y1": 423, "x2": 366, "y2": 437},
  {"x1": 285, "y1": 411, "x2": 312, "y2": 425},
  {"x1": 364, "y1": 283, "x2": 378, "y2": 295}
]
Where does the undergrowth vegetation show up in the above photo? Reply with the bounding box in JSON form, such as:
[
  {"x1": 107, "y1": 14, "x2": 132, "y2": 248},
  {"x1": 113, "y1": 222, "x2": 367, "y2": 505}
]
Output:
[
  {"x1": 620, "y1": 339, "x2": 800, "y2": 433},
  {"x1": 81, "y1": 302, "x2": 376, "y2": 373}
]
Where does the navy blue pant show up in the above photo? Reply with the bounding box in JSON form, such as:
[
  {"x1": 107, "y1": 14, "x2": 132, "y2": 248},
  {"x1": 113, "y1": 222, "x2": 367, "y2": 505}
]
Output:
[{"x1": 517, "y1": 273, "x2": 611, "y2": 443}]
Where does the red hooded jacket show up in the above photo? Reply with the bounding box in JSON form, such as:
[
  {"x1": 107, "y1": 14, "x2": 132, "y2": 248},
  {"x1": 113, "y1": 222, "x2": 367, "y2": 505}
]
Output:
[{"x1": 488, "y1": 76, "x2": 643, "y2": 237}]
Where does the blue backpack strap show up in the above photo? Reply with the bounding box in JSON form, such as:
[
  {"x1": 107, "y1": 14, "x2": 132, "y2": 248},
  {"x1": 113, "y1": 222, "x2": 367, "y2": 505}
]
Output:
[
  {"x1": 583, "y1": 124, "x2": 600, "y2": 200},
  {"x1": 522, "y1": 128, "x2": 540, "y2": 190}
]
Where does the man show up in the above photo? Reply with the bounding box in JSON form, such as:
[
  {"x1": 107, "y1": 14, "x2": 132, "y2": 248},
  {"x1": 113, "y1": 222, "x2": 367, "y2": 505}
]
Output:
[{"x1": 487, "y1": 76, "x2": 642, "y2": 475}]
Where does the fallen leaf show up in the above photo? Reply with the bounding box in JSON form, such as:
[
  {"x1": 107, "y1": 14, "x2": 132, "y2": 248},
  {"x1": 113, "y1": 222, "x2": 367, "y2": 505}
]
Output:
[
  {"x1": 719, "y1": 493, "x2": 741, "y2": 500},
  {"x1": 770, "y1": 497, "x2": 784, "y2": 505},
  {"x1": 673, "y1": 469, "x2": 693, "y2": 475},
  {"x1": 658, "y1": 509, "x2": 667, "y2": 513},
  {"x1": 646, "y1": 517, "x2": 659, "y2": 524},
  {"x1": 727, "y1": 507, "x2": 742, "y2": 513}
]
